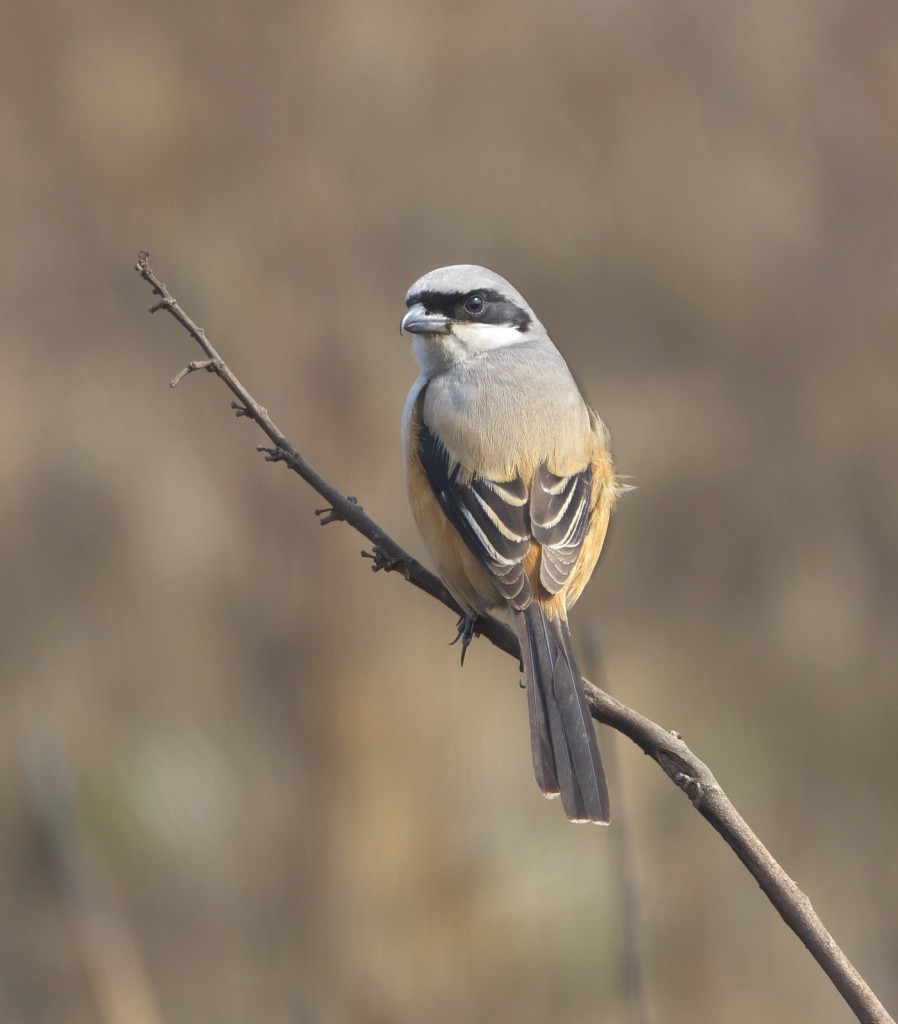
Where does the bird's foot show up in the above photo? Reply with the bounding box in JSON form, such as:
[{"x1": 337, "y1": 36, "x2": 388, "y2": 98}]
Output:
[{"x1": 449, "y1": 613, "x2": 480, "y2": 666}]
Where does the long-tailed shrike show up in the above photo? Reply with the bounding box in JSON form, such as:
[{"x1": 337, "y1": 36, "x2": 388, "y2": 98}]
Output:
[{"x1": 400, "y1": 265, "x2": 622, "y2": 824}]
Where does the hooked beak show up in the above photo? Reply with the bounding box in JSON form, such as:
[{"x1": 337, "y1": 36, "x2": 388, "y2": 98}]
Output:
[{"x1": 400, "y1": 303, "x2": 451, "y2": 336}]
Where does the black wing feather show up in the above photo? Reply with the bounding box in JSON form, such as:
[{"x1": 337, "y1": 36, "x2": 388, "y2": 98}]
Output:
[
  {"x1": 418, "y1": 423, "x2": 594, "y2": 606},
  {"x1": 530, "y1": 465, "x2": 592, "y2": 594},
  {"x1": 418, "y1": 422, "x2": 532, "y2": 607}
]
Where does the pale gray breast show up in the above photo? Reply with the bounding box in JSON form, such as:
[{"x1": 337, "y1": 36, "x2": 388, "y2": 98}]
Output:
[{"x1": 422, "y1": 341, "x2": 592, "y2": 480}]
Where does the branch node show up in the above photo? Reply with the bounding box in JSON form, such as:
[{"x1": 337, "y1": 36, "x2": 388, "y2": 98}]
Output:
[
  {"x1": 167, "y1": 362, "x2": 211, "y2": 389},
  {"x1": 231, "y1": 401, "x2": 251, "y2": 418},
  {"x1": 315, "y1": 496, "x2": 361, "y2": 527},
  {"x1": 170, "y1": 359, "x2": 218, "y2": 387},
  {"x1": 656, "y1": 748, "x2": 694, "y2": 781},
  {"x1": 363, "y1": 544, "x2": 412, "y2": 578},
  {"x1": 258, "y1": 445, "x2": 288, "y2": 464},
  {"x1": 675, "y1": 773, "x2": 704, "y2": 803},
  {"x1": 316, "y1": 507, "x2": 342, "y2": 526}
]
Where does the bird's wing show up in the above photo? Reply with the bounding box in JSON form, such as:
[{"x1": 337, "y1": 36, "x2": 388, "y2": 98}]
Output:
[
  {"x1": 529, "y1": 464, "x2": 593, "y2": 595},
  {"x1": 417, "y1": 421, "x2": 533, "y2": 608}
]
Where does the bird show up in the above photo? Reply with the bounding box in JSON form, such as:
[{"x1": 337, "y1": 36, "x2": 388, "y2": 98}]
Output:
[{"x1": 399, "y1": 264, "x2": 623, "y2": 824}]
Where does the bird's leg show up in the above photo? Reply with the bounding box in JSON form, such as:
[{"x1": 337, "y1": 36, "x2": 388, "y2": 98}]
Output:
[{"x1": 449, "y1": 613, "x2": 481, "y2": 667}]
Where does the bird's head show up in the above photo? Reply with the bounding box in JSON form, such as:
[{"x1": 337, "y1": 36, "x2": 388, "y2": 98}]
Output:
[{"x1": 400, "y1": 265, "x2": 544, "y2": 374}]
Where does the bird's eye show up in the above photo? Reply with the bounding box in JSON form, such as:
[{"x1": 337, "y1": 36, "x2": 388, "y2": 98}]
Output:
[{"x1": 464, "y1": 294, "x2": 484, "y2": 316}]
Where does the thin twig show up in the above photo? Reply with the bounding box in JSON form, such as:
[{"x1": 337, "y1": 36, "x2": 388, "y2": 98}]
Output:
[{"x1": 134, "y1": 251, "x2": 894, "y2": 1024}]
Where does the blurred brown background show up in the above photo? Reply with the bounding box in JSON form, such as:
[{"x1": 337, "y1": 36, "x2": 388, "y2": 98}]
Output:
[{"x1": 2, "y1": 1, "x2": 897, "y2": 1021}]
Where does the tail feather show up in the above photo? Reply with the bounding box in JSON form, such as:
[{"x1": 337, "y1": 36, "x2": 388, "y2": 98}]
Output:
[
  {"x1": 516, "y1": 604, "x2": 610, "y2": 824},
  {"x1": 524, "y1": 622, "x2": 559, "y2": 797}
]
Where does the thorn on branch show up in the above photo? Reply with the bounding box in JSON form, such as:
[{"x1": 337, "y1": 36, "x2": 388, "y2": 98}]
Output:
[
  {"x1": 150, "y1": 298, "x2": 176, "y2": 315},
  {"x1": 362, "y1": 544, "x2": 412, "y2": 578},
  {"x1": 257, "y1": 445, "x2": 288, "y2": 464},
  {"x1": 315, "y1": 496, "x2": 361, "y2": 527},
  {"x1": 170, "y1": 359, "x2": 219, "y2": 387},
  {"x1": 316, "y1": 506, "x2": 343, "y2": 526}
]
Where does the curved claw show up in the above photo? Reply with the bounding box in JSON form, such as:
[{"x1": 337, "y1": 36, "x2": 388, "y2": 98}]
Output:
[{"x1": 449, "y1": 613, "x2": 480, "y2": 666}]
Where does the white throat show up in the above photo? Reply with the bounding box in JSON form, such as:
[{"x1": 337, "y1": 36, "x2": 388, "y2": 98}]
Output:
[{"x1": 412, "y1": 323, "x2": 528, "y2": 377}]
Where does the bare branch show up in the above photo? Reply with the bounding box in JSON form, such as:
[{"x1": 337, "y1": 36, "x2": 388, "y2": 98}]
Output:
[
  {"x1": 170, "y1": 360, "x2": 219, "y2": 387},
  {"x1": 133, "y1": 251, "x2": 894, "y2": 1024}
]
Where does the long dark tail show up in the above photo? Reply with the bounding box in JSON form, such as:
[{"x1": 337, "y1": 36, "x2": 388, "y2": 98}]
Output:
[{"x1": 515, "y1": 604, "x2": 610, "y2": 824}]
